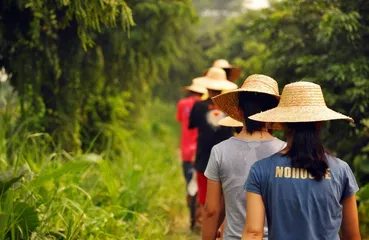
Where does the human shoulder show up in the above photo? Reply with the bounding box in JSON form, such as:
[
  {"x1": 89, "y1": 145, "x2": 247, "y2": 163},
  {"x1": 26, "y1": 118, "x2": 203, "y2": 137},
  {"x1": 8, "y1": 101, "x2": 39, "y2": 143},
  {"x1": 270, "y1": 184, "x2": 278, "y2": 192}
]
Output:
[
  {"x1": 177, "y1": 98, "x2": 186, "y2": 108},
  {"x1": 178, "y1": 97, "x2": 192, "y2": 105},
  {"x1": 212, "y1": 137, "x2": 235, "y2": 150},
  {"x1": 198, "y1": 98, "x2": 210, "y2": 106},
  {"x1": 273, "y1": 137, "x2": 286, "y2": 145},
  {"x1": 326, "y1": 155, "x2": 352, "y2": 175},
  {"x1": 252, "y1": 152, "x2": 284, "y2": 168},
  {"x1": 193, "y1": 99, "x2": 210, "y2": 111},
  {"x1": 326, "y1": 154, "x2": 349, "y2": 167},
  {"x1": 192, "y1": 99, "x2": 205, "y2": 107}
]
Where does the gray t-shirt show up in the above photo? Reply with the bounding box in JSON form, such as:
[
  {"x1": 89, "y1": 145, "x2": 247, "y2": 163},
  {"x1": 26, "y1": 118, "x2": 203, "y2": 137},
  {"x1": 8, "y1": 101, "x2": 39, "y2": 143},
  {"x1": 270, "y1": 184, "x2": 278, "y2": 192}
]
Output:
[
  {"x1": 245, "y1": 153, "x2": 359, "y2": 240},
  {"x1": 205, "y1": 137, "x2": 286, "y2": 240}
]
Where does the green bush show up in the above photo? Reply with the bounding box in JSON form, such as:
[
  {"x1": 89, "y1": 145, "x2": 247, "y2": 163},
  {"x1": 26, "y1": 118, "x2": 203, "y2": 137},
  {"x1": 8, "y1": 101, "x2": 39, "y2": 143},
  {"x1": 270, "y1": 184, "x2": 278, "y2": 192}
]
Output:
[{"x1": 0, "y1": 100, "x2": 185, "y2": 239}]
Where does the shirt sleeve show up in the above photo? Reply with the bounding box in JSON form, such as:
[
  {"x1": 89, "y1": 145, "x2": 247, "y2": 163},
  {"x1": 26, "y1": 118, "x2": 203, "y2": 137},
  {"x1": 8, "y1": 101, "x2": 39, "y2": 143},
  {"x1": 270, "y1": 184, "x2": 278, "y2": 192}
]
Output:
[
  {"x1": 205, "y1": 147, "x2": 220, "y2": 182},
  {"x1": 245, "y1": 163, "x2": 262, "y2": 195},
  {"x1": 188, "y1": 102, "x2": 199, "y2": 129},
  {"x1": 176, "y1": 101, "x2": 182, "y2": 122},
  {"x1": 341, "y1": 162, "x2": 359, "y2": 202}
]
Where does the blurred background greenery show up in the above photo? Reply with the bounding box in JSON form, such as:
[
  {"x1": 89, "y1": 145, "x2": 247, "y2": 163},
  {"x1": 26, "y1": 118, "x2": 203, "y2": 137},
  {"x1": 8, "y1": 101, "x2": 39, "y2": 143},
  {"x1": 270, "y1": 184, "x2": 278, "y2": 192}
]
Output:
[{"x1": 0, "y1": 0, "x2": 369, "y2": 239}]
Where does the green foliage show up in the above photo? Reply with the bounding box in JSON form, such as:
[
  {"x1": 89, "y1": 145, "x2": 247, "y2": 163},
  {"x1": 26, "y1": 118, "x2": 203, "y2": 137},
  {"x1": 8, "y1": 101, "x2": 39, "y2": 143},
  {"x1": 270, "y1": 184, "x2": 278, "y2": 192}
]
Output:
[
  {"x1": 0, "y1": 100, "x2": 186, "y2": 239},
  {"x1": 0, "y1": 175, "x2": 23, "y2": 194},
  {"x1": 0, "y1": 0, "x2": 198, "y2": 153}
]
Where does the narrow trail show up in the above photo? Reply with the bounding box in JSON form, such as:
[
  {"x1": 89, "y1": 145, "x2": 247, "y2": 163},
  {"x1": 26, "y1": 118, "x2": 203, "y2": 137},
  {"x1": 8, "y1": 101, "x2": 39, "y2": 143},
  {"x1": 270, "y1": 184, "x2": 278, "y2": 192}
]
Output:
[
  {"x1": 165, "y1": 209, "x2": 200, "y2": 240},
  {"x1": 165, "y1": 150, "x2": 200, "y2": 239}
]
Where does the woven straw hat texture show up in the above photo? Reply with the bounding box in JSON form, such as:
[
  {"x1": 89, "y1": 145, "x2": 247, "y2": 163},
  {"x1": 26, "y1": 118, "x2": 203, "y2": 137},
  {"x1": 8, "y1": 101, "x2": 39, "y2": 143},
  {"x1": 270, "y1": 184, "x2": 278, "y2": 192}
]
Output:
[
  {"x1": 212, "y1": 74, "x2": 280, "y2": 123},
  {"x1": 218, "y1": 116, "x2": 243, "y2": 127},
  {"x1": 249, "y1": 81, "x2": 353, "y2": 123}
]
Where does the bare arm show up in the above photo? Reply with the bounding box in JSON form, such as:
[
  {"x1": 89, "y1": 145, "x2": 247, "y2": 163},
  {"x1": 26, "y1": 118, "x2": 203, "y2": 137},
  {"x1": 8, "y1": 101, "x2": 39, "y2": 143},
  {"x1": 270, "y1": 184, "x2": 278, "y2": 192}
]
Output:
[
  {"x1": 241, "y1": 192, "x2": 265, "y2": 240},
  {"x1": 341, "y1": 194, "x2": 361, "y2": 240},
  {"x1": 217, "y1": 218, "x2": 226, "y2": 239},
  {"x1": 202, "y1": 179, "x2": 225, "y2": 240}
]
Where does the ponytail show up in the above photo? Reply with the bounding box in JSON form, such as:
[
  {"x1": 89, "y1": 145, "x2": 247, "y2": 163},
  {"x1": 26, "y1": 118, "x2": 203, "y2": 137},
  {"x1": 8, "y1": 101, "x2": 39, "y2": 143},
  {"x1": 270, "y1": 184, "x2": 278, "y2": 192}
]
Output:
[
  {"x1": 285, "y1": 122, "x2": 328, "y2": 181},
  {"x1": 238, "y1": 92, "x2": 279, "y2": 134}
]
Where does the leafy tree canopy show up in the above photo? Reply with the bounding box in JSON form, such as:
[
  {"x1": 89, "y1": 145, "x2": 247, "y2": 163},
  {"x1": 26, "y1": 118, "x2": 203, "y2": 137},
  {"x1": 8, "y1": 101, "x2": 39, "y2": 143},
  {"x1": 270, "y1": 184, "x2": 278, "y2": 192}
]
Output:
[
  {"x1": 0, "y1": 0, "x2": 198, "y2": 152},
  {"x1": 204, "y1": 0, "x2": 369, "y2": 183}
]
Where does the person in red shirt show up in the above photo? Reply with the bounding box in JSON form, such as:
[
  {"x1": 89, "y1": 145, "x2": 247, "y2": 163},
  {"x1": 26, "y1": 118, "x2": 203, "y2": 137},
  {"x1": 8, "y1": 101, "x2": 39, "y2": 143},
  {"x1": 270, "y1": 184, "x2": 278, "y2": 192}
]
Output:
[{"x1": 176, "y1": 82, "x2": 207, "y2": 230}]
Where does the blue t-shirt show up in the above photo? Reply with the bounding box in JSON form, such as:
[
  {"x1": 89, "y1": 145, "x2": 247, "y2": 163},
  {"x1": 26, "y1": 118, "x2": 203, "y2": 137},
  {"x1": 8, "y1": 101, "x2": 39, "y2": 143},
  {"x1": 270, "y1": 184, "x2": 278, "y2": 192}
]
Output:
[{"x1": 245, "y1": 153, "x2": 359, "y2": 240}]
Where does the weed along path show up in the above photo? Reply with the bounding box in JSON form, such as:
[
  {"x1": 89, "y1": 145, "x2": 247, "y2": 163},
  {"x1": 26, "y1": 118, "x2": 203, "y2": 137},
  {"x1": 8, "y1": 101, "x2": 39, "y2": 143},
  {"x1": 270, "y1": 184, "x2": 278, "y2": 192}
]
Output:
[
  {"x1": 163, "y1": 151, "x2": 200, "y2": 240},
  {"x1": 165, "y1": 210, "x2": 200, "y2": 240},
  {"x1": 145, "y1": 101, "x2": 200, "y2": 239},
  {"x1": 133, "y1": 100, "x2": 200, "y2": 239},
  {"x1": 0, "y1": 100, "x2": 199, "y2": 239}
]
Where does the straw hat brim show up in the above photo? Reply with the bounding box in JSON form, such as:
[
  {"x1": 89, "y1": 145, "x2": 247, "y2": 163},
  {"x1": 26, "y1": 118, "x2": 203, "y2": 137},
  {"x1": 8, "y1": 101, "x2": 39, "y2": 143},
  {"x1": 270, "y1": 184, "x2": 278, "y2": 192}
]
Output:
[
  {"x1": 212, "y1": 89, "x2": 280, "y2": 123},
  {"x1": 218, "y1": 116, "x2": 243, "y2": 127},
  {"x1": 193, "y1": 77, "x2": 238, "y2": 91},
  {"x1": 249, "y1": 106, "x2": 354, "y2": 123},
  {"x1": 183, "y1": 85, "x2": 207, "y2": 94},
  {"x1": 202, "y1": 67, "x2": 241, "y2": 82}
]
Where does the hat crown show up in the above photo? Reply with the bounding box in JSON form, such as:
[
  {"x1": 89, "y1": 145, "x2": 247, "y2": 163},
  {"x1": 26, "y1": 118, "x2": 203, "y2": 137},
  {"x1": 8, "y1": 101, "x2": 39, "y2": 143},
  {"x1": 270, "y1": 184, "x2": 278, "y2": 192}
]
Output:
[
  {"x1": 213, "y1": 59, "x2": 231, "y2": 68},
  {"x1": 278, "y1": 82, "x2": 326, "y2": 107},
  {"x1": 206, "y1": 67, "x2": 227, "y2": 81},
  {"x1": 184, "y1": 83, "x2": 207, "y2": 94},
  {"x1": 241, "y1": 74, "x2": 280, "y2": 96}
]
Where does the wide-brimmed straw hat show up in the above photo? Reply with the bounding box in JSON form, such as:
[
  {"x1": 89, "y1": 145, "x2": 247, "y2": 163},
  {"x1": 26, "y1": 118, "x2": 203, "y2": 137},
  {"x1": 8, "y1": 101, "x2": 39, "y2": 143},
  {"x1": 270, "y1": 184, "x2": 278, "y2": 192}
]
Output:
[
  {"x1": 249, "y1": 81, "x2": 354, "y2": 123},
  {"x1": 193, "y1": 67, "x2": 238, "y2": 91},
  {"x1": 212, "y1": 74, "x2": 280, "y2": 123},
  {"x1": 218, "y1": 116, "x2": 243, "y2": 127},
  {"x1": 202, "y1": 59, "x2": 241, "y2": 82},
  {"x1": 183, "y1": 83, "x2": 207, "y2": 94}
]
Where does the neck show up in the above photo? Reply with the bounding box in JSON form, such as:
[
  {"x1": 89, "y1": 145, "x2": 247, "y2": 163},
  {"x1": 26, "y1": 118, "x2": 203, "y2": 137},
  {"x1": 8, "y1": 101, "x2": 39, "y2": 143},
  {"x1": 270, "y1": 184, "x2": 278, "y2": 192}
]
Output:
[
  {"x1": 280, "y1": 137, "x2": 292, "y2": 154},
  {"x1": 236, "y1": 128, "x2": 274, "y2": 140}
]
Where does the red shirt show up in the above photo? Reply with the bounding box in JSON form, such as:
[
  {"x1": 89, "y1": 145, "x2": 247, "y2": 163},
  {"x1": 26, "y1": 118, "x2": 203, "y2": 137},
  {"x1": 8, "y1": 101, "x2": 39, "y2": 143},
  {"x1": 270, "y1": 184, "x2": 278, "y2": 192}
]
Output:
[{"x1": 176, "y1": 96, "x2": 200, "y2": 161}]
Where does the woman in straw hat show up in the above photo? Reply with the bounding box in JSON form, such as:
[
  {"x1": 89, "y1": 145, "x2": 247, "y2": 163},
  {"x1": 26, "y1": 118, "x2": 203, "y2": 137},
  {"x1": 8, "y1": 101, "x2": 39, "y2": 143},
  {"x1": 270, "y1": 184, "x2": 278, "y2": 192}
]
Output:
[
  {"x1": 202, "y1": 59, "x2": 241, "y2": 82},
  {"x1": 201, "y1": 59, "x2": 241, "y2": 101},
  {"x1": 242, "y1": 82, "x2": 360, "y2": 240},
  {"x1": 202, "y1": 75, "x2": 285, "y2": 240},
  {"x1": 189, "y1": 67, "x2": 237, "y2": 224},
  {"x1": 176, "y1": 82, "x2": 207, "y2": 230},
  {"x1": 214, "y1": 116, "x2": 243, "y2": 239}
]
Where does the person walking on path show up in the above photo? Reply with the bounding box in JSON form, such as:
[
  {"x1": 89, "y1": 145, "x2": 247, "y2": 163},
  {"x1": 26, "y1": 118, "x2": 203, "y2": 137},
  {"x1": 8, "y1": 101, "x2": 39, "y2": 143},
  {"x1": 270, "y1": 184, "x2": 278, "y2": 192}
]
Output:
[
  {"x1": 243, "y1": 81, "x2": 361, "y2": 240},
  {"x1": 215, "y1": 116, "x2": 244, "y2": 239},
  {"x1": 200, "y1": 59, "x2": 241, "y2": 101},
  {"x1": 176, "y1": 82, "x2": 207, "y2": 229},
  {"x1": 202, "y1": 59, "x2": 241, "y2": 82},
  {"x1": 202, "y1": 75, "x2": 285, "y2": 240},
  {"x1": 189, "y1": 67, "x2": 238, "y2": 223}
]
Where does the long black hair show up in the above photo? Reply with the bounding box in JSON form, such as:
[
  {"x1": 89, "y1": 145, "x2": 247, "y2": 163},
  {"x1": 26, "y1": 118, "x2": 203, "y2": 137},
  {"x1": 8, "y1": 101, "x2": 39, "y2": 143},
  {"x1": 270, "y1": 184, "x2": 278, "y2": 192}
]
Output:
[
  {"x1": 238, "y1": 92, "x2": 279, "y2": 134},
  {"x1": 285, "y1": 122, "x2": 328, "y2": 181}
]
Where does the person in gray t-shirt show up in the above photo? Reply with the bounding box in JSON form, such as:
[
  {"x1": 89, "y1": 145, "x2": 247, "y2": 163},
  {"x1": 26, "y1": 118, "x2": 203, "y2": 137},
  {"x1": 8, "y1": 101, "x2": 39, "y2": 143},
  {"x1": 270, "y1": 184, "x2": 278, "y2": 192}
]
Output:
[{"x1": 202, "y1": 75, "x2": 284, "y2": 240}]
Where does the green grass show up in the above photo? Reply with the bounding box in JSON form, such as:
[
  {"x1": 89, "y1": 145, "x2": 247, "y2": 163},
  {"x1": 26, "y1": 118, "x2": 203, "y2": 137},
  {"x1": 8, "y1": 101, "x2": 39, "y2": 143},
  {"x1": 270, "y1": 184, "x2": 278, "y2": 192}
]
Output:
[{"x1": 0, "y1": 99, "x2": 196, "y2": 239}]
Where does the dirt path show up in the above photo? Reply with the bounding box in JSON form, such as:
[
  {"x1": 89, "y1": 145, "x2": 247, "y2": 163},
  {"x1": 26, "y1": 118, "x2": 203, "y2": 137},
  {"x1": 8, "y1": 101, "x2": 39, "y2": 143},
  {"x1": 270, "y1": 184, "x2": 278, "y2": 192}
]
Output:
[
  {"x1": 164, "y1": 151, "x2": 200, "y2": 239},
  {"x1": 165, "y1": 209, "x2": 200, "y2": 240}
]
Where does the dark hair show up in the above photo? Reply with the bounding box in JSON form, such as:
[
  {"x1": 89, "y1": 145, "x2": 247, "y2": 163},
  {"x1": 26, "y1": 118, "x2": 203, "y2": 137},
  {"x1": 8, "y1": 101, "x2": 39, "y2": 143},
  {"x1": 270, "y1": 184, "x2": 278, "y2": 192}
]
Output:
[
  {"x1": 208, "y1": 89, "x2": 222, "y2": 98},
  {"x1": 223, "y1": 68, "x2": 232, "y2": 80},
  {"x1": 234, "y1": 127, "x2": 243, "y2": 134},
  {"x1": 188, "y1": 90, "x2": 202, "y2": 97},
  {"x1": 285, "y1": 122, "x2": 328, "y2": 181},
  {"x1": 238, "y1": 92, "x2": 279, "y2": 134}
]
